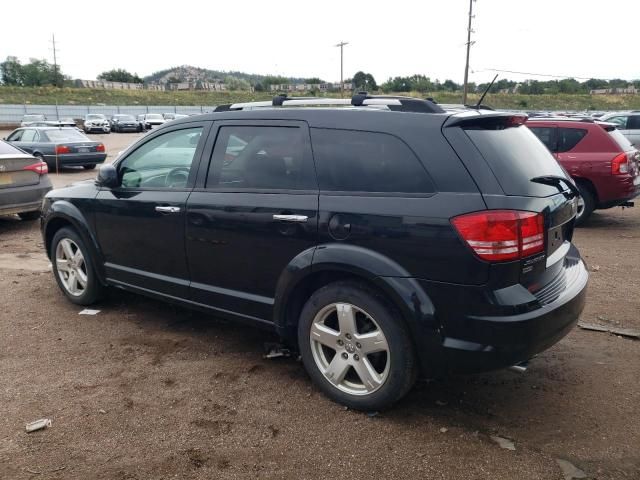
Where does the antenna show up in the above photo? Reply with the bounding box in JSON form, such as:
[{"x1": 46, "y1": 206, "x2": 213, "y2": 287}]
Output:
[{"x1": 474, "y1": 73, "x2": 498, "y2": 109}]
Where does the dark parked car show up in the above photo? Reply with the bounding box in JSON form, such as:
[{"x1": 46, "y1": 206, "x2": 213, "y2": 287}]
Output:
[
  {"x1": 5, "y1": 127, "x2": 107, "y2": 171},
  {"x1": 527, "y1": 118, "x2": 639, "y2": 224},
  {"x1": 41, "y1": 95, "x2": 588, "y2": 410},
  {"x1": 110, "y1": 114, "x2": 142, "y2": 133},
  {"x1": 0, "y1": 140, "x2": 52, "y2": 220}
]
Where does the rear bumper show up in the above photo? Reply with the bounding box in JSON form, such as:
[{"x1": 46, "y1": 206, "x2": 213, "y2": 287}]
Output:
[
  {"x1": 415, "y1": 246, "x2": 588, "y2": 375},
  {"x1": 0, "y1": 178, "x2": 52, "y2": 215},
  {"x1": 43, "y1": 153, "x2": 107, "y2": 166},
  {"x1": 594, "y1": 174, "x2": 640, "y2": 208}
]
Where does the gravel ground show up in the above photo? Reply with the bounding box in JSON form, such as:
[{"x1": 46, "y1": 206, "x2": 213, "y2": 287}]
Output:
[{"x1": 0, "y1": 131, "x2": 638, "y2": 479}]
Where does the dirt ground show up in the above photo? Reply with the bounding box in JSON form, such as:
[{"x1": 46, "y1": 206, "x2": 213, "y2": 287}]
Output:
[{"x1": 0, "y1": 131, "x2": 638, "y2": 480}]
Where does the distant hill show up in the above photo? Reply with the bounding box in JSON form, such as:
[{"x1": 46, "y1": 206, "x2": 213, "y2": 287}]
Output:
[{"x1": 144, "y1": 65, "x2": 308, "y2": 85}]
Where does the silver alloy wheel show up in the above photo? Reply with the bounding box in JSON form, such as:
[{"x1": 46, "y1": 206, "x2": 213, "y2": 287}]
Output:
[
  {"x1": 576, "y1": 195, "x2": 585, "y2": 219},
  {"x1": 55, "y1": 238, "x2": 88, "y2": 297},
  {"x1": 310, "y1": 302, "x2": 390, "y2": 396}
]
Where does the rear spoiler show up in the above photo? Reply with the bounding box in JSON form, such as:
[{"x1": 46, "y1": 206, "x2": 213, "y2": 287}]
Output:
[
  {"x1": 444, "y1": 112, "x2": 528, "y2": 129},
  {"x1": 596, "y1": 121, "x2": 617, "y2": 132}
]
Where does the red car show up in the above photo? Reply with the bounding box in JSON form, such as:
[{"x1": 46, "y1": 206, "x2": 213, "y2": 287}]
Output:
[{"x1": 527, "y1": 118, "x2": 640, "y2": 224}]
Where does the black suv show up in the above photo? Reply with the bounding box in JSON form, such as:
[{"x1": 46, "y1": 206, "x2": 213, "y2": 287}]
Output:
[{"x1": 41, "y1": 95, "x2": 588, "y2": 410}]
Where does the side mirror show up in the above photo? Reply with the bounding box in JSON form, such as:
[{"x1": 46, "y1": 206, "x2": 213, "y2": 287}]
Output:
[{"x1": 96, "y1": 164, "x2": 118, "y2": 189}]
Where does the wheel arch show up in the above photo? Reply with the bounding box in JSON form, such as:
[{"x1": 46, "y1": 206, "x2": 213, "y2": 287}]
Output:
[{"x1": 573, "y1": 176, "x2": 599, "y2": 204}]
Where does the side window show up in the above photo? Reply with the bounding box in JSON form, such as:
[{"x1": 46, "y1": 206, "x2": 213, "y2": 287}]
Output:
[
  {"x1": 528, "y1": 127, "x2": 557, "y2": 152},
  {"x1": 206, "y1": 126, "x2": 316, "y2": 190},
  {"x1": 20, "y1": 129, "x2": 38, "y2": 142},
  {"x1": 310, "y1": 128, "x2": 434, "y2": 194},
  {"x1": 607, "y1": 116, "x2": 628, "y2": 129},
  {"x1": 627, "y1": 115, "x2": 640, "y2": 130},
  {"x1": 119, "y1": 127, "x2": 203, "y2": 189},
  {"x1": 556, "y1": 128, "x2": 587, "y2": 153},
  {"x1": 7, "y1": 130, "x2": 23, "y2": 142}
]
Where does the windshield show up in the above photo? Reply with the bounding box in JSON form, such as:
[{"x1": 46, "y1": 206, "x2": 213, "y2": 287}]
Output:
[
  {"x1": 608, "y1": 128, "x2": 635, "y2": 150},
  {"x1": 0, "y1": 140, "x2": 24, "y2": 154},
  {"x1": 87, "y1": 114, "x2": 105, "y2": 120},
  {"x1": 465, "y1": 124, "x2": 567, "y2": 197},
  {"x1": 118, "y1": 115, "x2": 135, "y2": 121},
  {"x1": 146, "y1": 114, "x2": 163, "y2": 120},
  {"x1": 43, "y1": 129, "x2": 90, "y2": 142}
]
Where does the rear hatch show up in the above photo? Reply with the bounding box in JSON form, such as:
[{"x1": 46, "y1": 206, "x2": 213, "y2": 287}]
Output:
[
  {"x1": 443, "y1": 113, "x2": 579, "y2": 299},
  {"x1": 0, "y1": 142, "x2": 42, "y2": 189},
  {"x1": 43, "y1": 129, "x2": 104, "y2": 154},
  {"x1": 604, "y1": 124, "x2": 640, "y2": 177}
]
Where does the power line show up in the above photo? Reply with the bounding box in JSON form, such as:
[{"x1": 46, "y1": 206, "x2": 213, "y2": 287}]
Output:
[{"x1": 475, "y1": 68, "x2": 621, "y2": 81}]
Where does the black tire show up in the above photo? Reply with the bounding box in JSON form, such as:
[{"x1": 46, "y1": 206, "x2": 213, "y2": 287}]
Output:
[
  {"x1": 575, "y1": 182, "x2": 595, "y2": 226},
  {"x1": 50, "y1": 227, "x2": 103, "y2": 305},
  {"x1": 297, "y1": 281, "x2": 417, "y2": 411},
  {"x1": 83, "y1": 164, "x2": 96, "y2": 170},
  {"x1": 18, "y1": 210, "x2": 41, "y2": 221}
]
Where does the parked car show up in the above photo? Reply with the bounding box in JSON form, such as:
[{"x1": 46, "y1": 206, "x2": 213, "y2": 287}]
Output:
[
  {"x1": 0, "y1": 140, "x2": 52, "y2": 220},
  {"x1": 41, "y1": 95, "x2": 588, "y2": 411},
  {"x1": 83, "y1": 114, "x2": 111, "y2": 134},
  {"x1": 20, "y1": 114, "x2": 46, "y2": 127},
  {"x1": 110, "y1": 114, "x2": 142, "y2": 133},
  {"x1": 30, "y1": 119, "x2": 78, "y2": 129},
  {"x1": 140, "y1": 113, "x2": 166, "y2": 129},
  {"x1": 599, "y1": 112, "x2": 640, "y2": 146},
  {"x1": 5, "y1": 127, "x2": 107, "y2": 171},
  {"x1": 527, "y1": 118, "x2": 639, "y2": 224},
  {"x1": 136, "y1": 114, "x2": 148, "y2": 131},
  {"x1": 163, "y1": 113, "x2": 189, "y2": 122}
]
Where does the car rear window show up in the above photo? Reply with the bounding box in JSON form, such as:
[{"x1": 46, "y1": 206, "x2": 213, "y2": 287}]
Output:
[
  {"x1": 557, "y1": 128, "x2": 587, "y2": 153},
  {"x1": 0, "y1": 140, "x2": 24, "y2": 155},
  {"x1": 464, "y1": 124, "x2": 566, "y2": 197},
  {"x1": 608, "y1": 128, "x2": 634, "y2": 150},
  {"x1": 44, "y1": 129, "x2": 90, "y2": 143}
]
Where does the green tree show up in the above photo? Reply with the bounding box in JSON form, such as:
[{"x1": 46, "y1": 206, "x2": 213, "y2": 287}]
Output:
[
  {"x1": 224, "y1": 76, "x2": 250, "y2": 91},
  {"x1": 352, "y1": 71, "x2": 377, "y2": 91},
  {"x1": 0, "y1": 56, "x2": 22, "y2": 85},
  {"x1": 304, "y1": 77, "x2": 324, "y2": 84},
  {"x1": 442, "y1": 79, "x2": 460, "y2": 92},
  {"x1": 97, "y1": 68, "x2": 143, "y2": 83}
]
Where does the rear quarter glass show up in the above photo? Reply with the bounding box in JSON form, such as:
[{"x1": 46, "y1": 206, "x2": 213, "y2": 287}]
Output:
[{"x1": 464, "y1": 125, "x2": 566, "y2": 197}]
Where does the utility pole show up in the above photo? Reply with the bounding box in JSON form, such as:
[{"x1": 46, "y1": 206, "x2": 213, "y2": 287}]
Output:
[
  {"x1": 335, "y1": 41, "x2": 348, "y2": 98},
  {"x1": 462, "y1": 0, "x2": 475, "y2": 105},
  {"x1": 51, "y1": 34, "x2": 60, "y2": 88}
]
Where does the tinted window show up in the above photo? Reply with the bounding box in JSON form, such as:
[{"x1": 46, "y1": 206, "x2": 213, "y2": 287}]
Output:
[
  {"x1": 44, "y1": 129, "x2": 89, "y2": 142},
  {"x1": 627, "y1": 115, "x2": 640, "y2": 129},
  {"x1": 606, "y1": 116, "x2": 628, "y2": 128},
  {"x1": 528, "y1": 126, "x2": 556, "y2": 151},
  {"x1": 207, "y1": 126, "x2": 316, "y2": 190},
  {"x1": 556, "y1": 128, "x2": 587, "y2": 153},
  {"x1": 119, "y1": 127, "x2": 203, "y2": 189},
  {"x1": 20, "y1": 130, "x2": 38, "y2": 142},
  {"x1": 310, "y1": 128, "x2": 433, "y2": 194},
  {"x1": 465, "y1": 125, "x2": 566, "y2": 197}
]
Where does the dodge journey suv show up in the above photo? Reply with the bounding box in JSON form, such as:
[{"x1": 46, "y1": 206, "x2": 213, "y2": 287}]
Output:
[{"x1": 41, "y1": 95, "x2": 588, "y2": 410}]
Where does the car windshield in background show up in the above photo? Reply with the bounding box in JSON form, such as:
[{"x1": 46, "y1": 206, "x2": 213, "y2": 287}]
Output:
[
  {"x1": 464, "y1": 124, "x2": 566, "y2": 197},
  {"x1": 43, "y1": 129, "x2": 90, "y2": 143},
  {"x1": 0, "y1": 140, "x2": 24, "y2": 154},
  {"x1": 119, "y1": 115, "x2": 135, "y2": 121},
  {"x1": 146, "y1": 114, "x2": 163, "y2": 120},
  {"x1": 608, "y1": 128, "x2": 634, "y2": 150},
  {"x1": 87, "y1": 114, "x2": 105, "y2": 120}
]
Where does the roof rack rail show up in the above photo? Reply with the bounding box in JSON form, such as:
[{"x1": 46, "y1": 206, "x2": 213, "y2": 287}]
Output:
[{"x1": 218, "y1": 93, "x2": 446, "y2": 114}]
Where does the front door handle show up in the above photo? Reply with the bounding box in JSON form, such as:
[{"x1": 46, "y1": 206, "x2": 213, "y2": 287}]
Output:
[
  {"x1": 155, "y1": 206, "x2": 181, "y2": 214},
  {"x1": 273, "y1": 214, "x2": 308, "y2": 223}
]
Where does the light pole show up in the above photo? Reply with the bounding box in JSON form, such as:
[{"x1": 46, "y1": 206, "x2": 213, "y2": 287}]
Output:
[
  {"x1": 462, "y1": 0, "x2": 475, "y2": 105},
  {"x1": 335, "y1": 41, "x2": 349, "y2": 98}
]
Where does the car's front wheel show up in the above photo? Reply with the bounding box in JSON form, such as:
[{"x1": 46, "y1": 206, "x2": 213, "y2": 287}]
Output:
[
  {"x1": 51, "y1": 227, "x2": 103, "y2": 305},
  {"x1": 298, "y1": 281, "x2": 417, "y2": 411}
]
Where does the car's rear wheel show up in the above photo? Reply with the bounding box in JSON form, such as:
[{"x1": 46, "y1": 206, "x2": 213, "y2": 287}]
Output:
[
  {"x1": 18, "y1": 210, "x2": 41, "y2": 221},
  {"x1": 298, "y1": 281, "x2": 417, "y2": 411},
  {"x1": 575, "y1": 182, "x2": 595, "y2": 226},
  {"x1": 51, "y1": 227, "x2": 103, "y2": 305}
]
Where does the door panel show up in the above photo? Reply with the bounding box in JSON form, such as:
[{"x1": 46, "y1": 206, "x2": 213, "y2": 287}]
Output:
[
  {"x1": 186, "y1": 121, "x2": 318, "y2": 321},
  {"x1": 93, "y1": 122, "x2": 210, "y2": 298}
]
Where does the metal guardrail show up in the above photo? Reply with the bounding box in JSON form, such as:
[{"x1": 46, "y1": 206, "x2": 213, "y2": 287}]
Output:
[{"x1": 0, "y1": 104, "x2": 216, "y2": 127}]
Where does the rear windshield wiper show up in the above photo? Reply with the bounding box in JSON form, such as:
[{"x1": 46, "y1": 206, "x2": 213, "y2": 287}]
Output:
[{"x1": 530, "y1": 175, "x2": 580, "y2": 198}]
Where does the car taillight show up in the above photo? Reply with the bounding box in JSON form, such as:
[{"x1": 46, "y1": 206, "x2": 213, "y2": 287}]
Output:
[
  {"x1": 96, "y1": 144, "x2": 105, "y2": 152},
  {"x1": 23, "y1": 161, "x2": 48, "y2": 175},
  {"x1": 451, "y1": 210, "x2": 545, "y2": 262},
  {"x1": 55, "y1": 145, "x2": 70, "y2": 154},
  {"x1": 611, "y1": 152, "x2": 629, "y2": 175}
]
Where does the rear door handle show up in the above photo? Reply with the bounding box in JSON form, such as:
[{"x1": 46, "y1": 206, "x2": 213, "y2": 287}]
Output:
[
  {"x1": 155, "y1": 206, "x2": 181, "y2": 214},
  {"x1": 273, "y1": 214, "x2": 308, "y2": 223}
]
